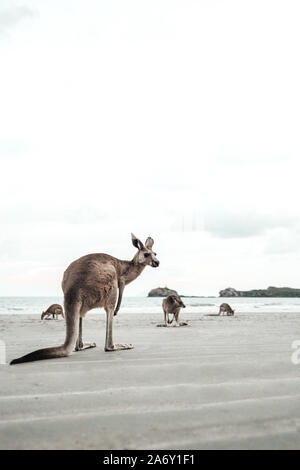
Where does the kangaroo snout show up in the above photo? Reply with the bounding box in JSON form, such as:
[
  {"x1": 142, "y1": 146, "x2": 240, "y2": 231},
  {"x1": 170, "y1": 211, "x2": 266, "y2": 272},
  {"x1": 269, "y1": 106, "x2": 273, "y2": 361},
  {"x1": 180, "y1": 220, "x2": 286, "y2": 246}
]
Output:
[{"x1": 152, "y1": 260, "x2": 160, "y2": 267}]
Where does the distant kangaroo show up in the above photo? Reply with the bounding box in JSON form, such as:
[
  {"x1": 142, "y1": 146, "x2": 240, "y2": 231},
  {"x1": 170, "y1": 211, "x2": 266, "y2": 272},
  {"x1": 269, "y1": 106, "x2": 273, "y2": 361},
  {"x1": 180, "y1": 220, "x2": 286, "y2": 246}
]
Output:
[
  {"x1": 162, "y1": 294, "x2": 186, "y2": 327},
  {"x1": 41, "y1": 304, "x2": 64, "y2": 320},
  {"x1": 10, "y1": 234, "x2": 159, "y2": 364},
  {"x1": 218, "y1": 303, "x2": 234, "y2": 316}
]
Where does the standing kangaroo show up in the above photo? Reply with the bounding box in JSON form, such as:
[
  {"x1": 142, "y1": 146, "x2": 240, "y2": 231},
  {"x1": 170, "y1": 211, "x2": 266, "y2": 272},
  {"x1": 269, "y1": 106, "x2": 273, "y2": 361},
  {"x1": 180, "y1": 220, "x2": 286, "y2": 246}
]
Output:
[
  {"x1": 218, "y1": 303, "x2": 234, "y2": 316},
  {"x1": 10, "y1": 234, "x2": 159, "y2": 365},
  {"x1": 162, "y1": 295, "x2": 186, "y2": 327},
  {"x1": 41, "y1": 304, "x2": 64, "y2": 320}
]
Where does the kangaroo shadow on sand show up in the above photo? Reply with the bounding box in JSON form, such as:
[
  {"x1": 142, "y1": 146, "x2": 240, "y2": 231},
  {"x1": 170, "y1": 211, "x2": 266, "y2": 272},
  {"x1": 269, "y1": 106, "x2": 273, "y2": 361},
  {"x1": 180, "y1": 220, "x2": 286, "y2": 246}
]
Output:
[{"x1": 156, "y1": 321, "x2": 189, "y2": 327}]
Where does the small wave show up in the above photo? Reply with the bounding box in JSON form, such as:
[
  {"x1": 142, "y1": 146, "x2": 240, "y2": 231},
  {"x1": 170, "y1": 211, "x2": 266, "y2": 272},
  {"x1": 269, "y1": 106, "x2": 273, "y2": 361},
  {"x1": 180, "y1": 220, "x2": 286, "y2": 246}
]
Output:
[
  {"x1": 8, "y1": 307, "x2": 24, "y2": 311},
  {"x1": 262, "y1": 303, "x2": 281, "y2": 306},
  {"x1": 188, "y1": 303, "x2": 215, "y2": 307}
]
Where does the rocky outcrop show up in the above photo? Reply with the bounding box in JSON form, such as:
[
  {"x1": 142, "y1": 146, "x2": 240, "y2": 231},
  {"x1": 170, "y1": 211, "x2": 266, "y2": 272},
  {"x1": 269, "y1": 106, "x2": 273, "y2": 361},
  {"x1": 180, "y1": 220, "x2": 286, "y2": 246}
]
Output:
[
  {"x1": 148, "y1": 287, "x2": 178, "y2": 297},
  {"x1": 219, "y1": 287, "x2": 239, "y2": 297},
  {"x1": 219, "y1": 286, "x2": 300, "y2": 297}
]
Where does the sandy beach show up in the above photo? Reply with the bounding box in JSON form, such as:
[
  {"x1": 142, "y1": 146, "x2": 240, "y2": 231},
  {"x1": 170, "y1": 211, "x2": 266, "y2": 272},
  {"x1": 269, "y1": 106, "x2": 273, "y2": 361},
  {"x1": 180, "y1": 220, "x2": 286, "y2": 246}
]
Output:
[{"x1": 0, "y1": 310, "x2": 299, "y2": 450}]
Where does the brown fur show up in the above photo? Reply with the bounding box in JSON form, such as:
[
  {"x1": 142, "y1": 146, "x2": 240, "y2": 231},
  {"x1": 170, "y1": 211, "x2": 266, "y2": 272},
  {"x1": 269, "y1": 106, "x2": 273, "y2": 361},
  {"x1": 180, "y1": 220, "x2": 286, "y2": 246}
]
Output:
[
  {"x1": 218, "y1": 303, "x2": 234, "y2": 316},
  {"x1": 10, "y1": 234, "x2": 159, "y2": 364},
  {"x1": 162, "y1": 294, "x2": 186, "y2": 326},
  {"x1": 41, "y1": 304, "x2": 64, "y2": 320}
]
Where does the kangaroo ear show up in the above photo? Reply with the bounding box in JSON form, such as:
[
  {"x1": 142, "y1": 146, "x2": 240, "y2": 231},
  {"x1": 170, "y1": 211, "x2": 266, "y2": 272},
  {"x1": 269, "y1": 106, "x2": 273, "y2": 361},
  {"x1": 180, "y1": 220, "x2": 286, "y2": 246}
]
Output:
[
  {"x1": 168, "y1": 296, "x2": 174, "y2": 303},
  {"x1": 145, "y1": 237, "x2": 154, "y2": 249},
  {"x1": 131, "y1": 233, "x2": 144, "y2": 250}
]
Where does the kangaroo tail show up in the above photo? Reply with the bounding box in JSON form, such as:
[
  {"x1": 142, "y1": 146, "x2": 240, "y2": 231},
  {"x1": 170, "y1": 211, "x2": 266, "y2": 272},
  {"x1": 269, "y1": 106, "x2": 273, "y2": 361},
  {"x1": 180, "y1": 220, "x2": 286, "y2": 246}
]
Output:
[{"x1": 10, "y1": 300, "x2": 81, "y2": 365}]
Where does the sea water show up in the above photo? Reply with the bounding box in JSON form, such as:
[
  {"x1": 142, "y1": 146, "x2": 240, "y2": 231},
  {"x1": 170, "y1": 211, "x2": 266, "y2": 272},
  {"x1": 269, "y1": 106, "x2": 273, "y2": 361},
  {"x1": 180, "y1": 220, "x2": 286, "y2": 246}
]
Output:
[{"x1": 0, "y1": 296, "x2": 300, "y2": 315}]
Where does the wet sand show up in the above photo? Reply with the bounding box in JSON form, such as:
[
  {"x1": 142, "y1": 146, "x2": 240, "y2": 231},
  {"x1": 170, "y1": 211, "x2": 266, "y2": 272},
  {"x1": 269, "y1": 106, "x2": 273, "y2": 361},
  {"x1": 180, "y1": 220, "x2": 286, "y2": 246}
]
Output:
[{"x1": 0, "y1": 311, "x2": 299, "y2": 449}]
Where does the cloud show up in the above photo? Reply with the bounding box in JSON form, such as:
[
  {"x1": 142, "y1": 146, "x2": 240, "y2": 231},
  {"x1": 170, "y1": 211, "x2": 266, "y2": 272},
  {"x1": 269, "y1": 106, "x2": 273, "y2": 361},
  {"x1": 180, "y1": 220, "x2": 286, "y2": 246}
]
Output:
[
  {"x1": 0, "y1": 4, "x2": 36, "y2": 34},
  {"x1": 0, "y1": 1, "x2": 300, "y2": 295},
  {"x1": 0, "y1": 203, "x2": 107, "y2": 225},
  {"x1": 203, "y1": 210, "x2": 294, "y2": 239},
  {"x1": 263, "y1": 228, "x2": 300, "y2": 256},
  {"x1": 0, "y1": 138, "x2": 29, "y2": 159}
]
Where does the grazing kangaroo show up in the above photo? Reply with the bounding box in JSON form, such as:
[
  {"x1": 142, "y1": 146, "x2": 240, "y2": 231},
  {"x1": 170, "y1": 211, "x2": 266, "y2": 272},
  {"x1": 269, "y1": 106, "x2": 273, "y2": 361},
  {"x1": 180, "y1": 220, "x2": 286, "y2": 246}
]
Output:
[
  {"x1": 10, "y1": 234, "x2": 159, "y2": 365},
  {"x1": 218, "y1": 303, "x2": 234, "y2": 316},
  {"x1": 162, "y1": 295, "x2": 186, "y2": 327},
  {"x1": 41, "y1": 304, "x2": 64, "y2": 320}
]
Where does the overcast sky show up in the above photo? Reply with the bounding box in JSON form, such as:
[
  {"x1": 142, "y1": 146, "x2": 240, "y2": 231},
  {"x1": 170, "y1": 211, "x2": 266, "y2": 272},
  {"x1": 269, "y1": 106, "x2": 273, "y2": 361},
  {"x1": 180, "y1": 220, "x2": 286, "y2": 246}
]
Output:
[{"x1": 1, "y1": 0, "x2": 300, "y2": 296}]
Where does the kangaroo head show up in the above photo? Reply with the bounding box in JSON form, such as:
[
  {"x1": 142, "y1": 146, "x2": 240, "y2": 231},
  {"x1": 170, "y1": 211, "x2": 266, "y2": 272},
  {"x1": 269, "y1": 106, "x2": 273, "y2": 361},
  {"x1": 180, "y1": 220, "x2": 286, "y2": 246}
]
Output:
[
  {"x1": 41, "y1": 311, "x2": 45, "y2": 319},
  {"x1": 169, "y1": 295, "x2": 185, "y2": 308},
  {"x1": 131, "y1": 233, "x2": 159, "y2": 267}
]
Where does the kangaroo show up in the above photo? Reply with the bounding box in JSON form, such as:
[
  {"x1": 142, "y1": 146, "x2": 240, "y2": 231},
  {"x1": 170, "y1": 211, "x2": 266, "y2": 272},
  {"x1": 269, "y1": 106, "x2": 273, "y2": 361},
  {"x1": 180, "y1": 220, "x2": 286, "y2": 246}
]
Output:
[
  {"x1": 162, "y1": 294, "x2": 187, "y2": 327},
  {"x1": 218, "y1": 303, "x2": 234, "y2": 316},
  {"x1": 10, "y1": 234, "x2": 159, "y2": 364},
  {"x1": 41, "y1": 304, "x2": 64, "y2": 320}
]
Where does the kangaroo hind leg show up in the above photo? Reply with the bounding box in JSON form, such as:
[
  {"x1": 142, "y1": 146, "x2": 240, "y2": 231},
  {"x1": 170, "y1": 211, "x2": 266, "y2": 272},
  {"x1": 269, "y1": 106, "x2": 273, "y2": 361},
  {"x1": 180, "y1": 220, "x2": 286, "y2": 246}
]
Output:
[
  {"x1": 104, "y1": 306, "x2": 133, "y2": 351},
  {"x1": 104, "y1": 286, "x2": 133, "y2": 351},
  {"x1": 164, "y1": 309, "x2": 168, "y2": 326},
  {"x1": 173, "y1": 311, "x2": 180, "y2": 327},
  {"x1": 75, "y1": 317, "x2": 96, "y2": 352}
]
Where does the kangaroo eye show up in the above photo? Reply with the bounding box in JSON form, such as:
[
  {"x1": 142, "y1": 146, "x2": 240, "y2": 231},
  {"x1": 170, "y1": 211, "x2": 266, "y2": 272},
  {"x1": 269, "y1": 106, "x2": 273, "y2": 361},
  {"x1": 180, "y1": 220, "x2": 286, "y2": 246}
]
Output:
[{"x1": 144, "y1": 253, "x2": 150, "y2": 258}]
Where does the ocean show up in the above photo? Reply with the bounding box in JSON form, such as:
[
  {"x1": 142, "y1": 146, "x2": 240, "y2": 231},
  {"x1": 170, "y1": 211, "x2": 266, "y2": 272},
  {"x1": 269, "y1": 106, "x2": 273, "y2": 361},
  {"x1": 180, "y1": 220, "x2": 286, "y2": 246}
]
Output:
[{"x1": 0, "y1": 296, "x2": 300, "y2": 315}]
